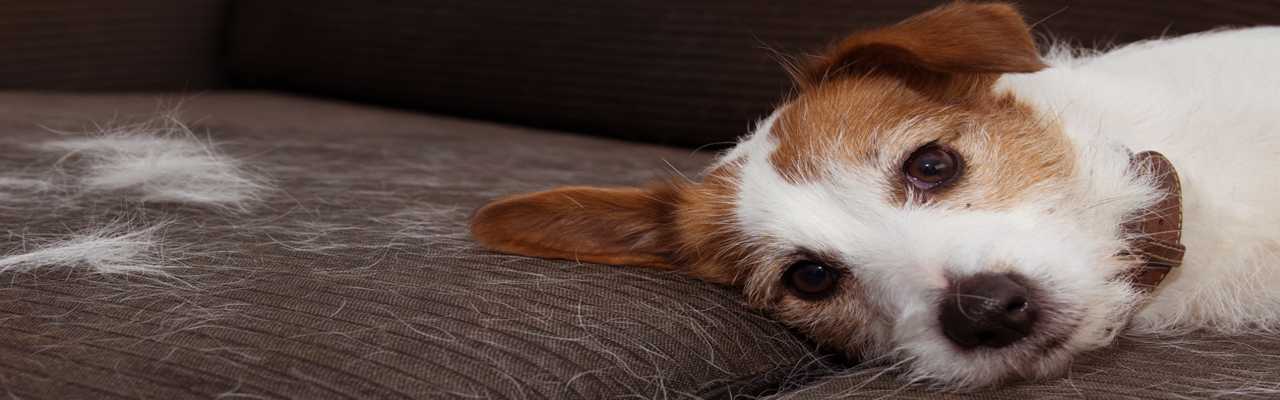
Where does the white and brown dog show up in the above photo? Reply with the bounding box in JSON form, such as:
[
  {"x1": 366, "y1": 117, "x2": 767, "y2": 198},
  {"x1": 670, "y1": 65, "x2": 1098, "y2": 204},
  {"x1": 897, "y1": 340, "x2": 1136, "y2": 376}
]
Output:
[{"x1": 471, "y1": 2, "x2": 1280, "y2": 388}]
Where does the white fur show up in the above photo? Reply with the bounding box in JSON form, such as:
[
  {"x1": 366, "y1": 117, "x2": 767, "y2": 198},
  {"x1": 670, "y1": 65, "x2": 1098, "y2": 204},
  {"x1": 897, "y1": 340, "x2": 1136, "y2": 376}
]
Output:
[
  {"x1": 711, "y1": 107, "x2": 786, "y2": 171},
  {"x1": 998, "y1": 28, "x2": 1280, "y2": 333},
  {"x1": 732, "y1": 118, "x2": 1145, "y2": 386},
  {"x1": 725, "y1": 27, "x2": 1280, "y2": 387},
  {"x1": 0, "y1": 116, "x2": 275, "y2": 275},
  {"x1": 0, "y1": 222, "x2": 176, "y2": 275},
  {"x1": 0, "y1": 176, "x2": 51, "y2": 202},
  {"x1": 0, "y1": 177, "x2": 51, "y2": 192},
  {"x1": 40, "y1": 116, "x2": 270, "y2": 210}
]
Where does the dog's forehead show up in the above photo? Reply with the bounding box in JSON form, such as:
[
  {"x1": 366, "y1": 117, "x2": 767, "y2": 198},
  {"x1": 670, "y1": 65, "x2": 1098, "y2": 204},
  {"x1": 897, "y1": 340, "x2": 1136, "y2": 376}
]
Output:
[
  {"x1": 709, "y1": 74, "x2": 1079, "y2": 230},
  {"x1": 767, "y1": 78, "x2": 948, "y2": 183},
  {"x1": 712, "y1": 78, "x2": 942, "y2": 205},
  {"x1": 711, "y1": 88, "x2": 913, "y2": 255}
]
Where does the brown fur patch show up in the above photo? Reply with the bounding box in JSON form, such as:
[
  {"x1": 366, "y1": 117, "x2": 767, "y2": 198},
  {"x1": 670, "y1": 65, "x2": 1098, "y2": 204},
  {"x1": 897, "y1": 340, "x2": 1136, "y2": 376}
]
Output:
[
  {"x1": 669, "y1": 164, "x2": 762, "y2": 286},
  {"x1": 767, "y1": 74, "x2": 1074, "y2": 209},
  {"x1": 768, "y1": 77, "x2": 944, "y2": 183},
  {"x1": 470, "y1": 184, "x2": 682, "y2": 267},
  {"x1": 765, "y1": 1, "x2": 1072, "y2": 209},
  {"x1": 469, "y1": 168, "x2": 764, "y2": 286},
  {"x1": 934, "y1": 93, "x2": 1076, "y2": 208},
  {"x1": 801, "y1": 2, "x2": 1045, "y2": 97}
]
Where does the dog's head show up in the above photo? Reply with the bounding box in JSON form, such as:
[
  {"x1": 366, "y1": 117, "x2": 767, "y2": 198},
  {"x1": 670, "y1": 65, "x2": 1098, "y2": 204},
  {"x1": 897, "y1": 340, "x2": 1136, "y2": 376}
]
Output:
[{"x1": 471, "y1": 3, "x2": 1166, "y2": 388}]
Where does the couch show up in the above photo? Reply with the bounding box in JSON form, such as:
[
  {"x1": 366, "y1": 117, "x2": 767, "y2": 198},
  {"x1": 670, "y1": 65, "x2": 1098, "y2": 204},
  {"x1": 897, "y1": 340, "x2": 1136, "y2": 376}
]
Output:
[{"x1": 2, "y1": 1, "x2": 1279, "y2": 399}]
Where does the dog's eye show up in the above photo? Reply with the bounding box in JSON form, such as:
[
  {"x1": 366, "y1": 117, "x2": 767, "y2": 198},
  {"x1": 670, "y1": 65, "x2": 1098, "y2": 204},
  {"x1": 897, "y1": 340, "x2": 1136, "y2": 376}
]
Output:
[
  {"x1": 784, "y1": 261, "x2": 839, "y2": 299},
  {"x1": 904, "y1": 145, "x2": 961, "y2": 189}
]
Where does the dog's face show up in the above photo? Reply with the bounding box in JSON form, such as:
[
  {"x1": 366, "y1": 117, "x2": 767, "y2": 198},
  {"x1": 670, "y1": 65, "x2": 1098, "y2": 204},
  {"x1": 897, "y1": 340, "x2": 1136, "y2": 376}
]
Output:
[{"x1": 472, "y1": 3, "x2": 1160, "y2": 388}]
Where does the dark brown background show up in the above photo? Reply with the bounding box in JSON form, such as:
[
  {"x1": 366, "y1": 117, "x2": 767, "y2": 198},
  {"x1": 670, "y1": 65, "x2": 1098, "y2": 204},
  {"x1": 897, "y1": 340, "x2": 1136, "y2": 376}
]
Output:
[
  {"x1": 4, "y1": 1, "x2": 1277, "y2": 147},
  {"x1": 225, "y1": 1, "x2": 1280, "y2": 147},
  {"x1": 0, "y1": 0, "x2": 230, "y2": 90}
]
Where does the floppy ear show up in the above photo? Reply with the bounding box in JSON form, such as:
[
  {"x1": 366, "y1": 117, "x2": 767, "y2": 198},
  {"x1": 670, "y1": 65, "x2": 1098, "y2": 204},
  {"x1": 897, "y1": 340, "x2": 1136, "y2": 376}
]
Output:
[
  {"x1": 801, "y1": 2, "x2": 1045, "y2": 97},
  {"x1": 470, "y1": 185, "x2": 681, "y2": 267}
]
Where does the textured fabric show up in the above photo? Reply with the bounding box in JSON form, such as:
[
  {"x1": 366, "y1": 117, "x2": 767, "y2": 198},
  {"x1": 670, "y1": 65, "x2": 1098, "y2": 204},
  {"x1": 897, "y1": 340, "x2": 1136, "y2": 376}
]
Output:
[
  {"x1": 3, "y1": 92, "x2": 1280, "y2": 399},
  {"x1": 0, "y1": 92, "x2": 823, "y2": 399},
  {"x1": 0, "y1": 1, "x2": 229, "y2": 90},
  {"x1": 226, "y1": 0, "x2": 1280, "y2": 148},
  {"x1": 768, "y1": 334, "x2": 1280, "y2": 399}
]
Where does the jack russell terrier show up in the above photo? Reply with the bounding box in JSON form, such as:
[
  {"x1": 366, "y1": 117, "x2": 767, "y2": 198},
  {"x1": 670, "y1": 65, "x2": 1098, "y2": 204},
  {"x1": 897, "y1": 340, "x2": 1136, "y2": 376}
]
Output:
[{"x1": 470, "y1": 2, "x2": 1280, "y2": 388}]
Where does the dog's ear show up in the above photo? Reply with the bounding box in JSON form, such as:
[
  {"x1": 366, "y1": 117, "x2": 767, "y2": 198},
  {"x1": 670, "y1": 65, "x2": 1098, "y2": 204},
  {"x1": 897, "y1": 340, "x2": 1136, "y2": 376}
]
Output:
[
  {"x1": 470, "y1": 184, "x2": 681, "y2": 268},
  {"x1": 801, "y1": 2, "x2": 1044, "y2": 98}
]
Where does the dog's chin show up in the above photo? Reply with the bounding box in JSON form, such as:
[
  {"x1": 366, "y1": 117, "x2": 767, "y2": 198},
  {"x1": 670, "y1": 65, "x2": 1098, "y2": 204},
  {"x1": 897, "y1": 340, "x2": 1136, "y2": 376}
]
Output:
[
  {"x1": 889, "y1": 327, "x2": 1084, "y2": 389},
  {"x1": 886, "y1": 283, "x2": 1138, "y2": 389}
]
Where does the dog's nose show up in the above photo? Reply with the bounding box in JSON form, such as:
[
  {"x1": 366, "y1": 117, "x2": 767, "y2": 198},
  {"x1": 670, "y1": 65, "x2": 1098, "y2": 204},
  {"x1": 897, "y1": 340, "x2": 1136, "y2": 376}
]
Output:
[{"x1": 939, "y1": 272, "x2": 1038, "y2": 349}]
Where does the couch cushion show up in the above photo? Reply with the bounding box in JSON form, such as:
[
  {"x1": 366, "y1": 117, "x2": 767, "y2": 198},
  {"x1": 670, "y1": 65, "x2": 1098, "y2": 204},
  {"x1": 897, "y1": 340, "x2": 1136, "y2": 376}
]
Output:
[
  {"x1": 769, "y1": 333, "x2": 1280, "y2": 399},
  {"x1": 3, "y1": 92, "x2": 1279, "y2": 399},
  {"x1": 226, "y1": 1, "x2": 1280, "y2": 148},
  {"x1": 0, "y1": 92, "x2": 823, "y2": 399}
]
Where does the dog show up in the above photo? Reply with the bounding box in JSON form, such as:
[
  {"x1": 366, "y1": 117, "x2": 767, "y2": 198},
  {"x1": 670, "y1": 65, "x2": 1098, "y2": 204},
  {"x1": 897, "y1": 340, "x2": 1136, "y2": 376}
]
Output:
[{"x1": 470, "y1": 2, "x2": 1280, "y2": 388}]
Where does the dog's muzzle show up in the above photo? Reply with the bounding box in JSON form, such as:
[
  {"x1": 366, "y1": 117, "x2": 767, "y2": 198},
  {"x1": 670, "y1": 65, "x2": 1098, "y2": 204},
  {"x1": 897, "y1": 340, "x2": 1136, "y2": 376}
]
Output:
[{"x1": 1121, "y1": 151, "x2": 1185, "y2": 292}]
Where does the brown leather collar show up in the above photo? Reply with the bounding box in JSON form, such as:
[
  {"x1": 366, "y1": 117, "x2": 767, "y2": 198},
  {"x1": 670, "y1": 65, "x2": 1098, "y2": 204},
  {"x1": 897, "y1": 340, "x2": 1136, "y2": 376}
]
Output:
[{"x1": 1120, "y1": 151, "x2": 1186, "y2": 292}]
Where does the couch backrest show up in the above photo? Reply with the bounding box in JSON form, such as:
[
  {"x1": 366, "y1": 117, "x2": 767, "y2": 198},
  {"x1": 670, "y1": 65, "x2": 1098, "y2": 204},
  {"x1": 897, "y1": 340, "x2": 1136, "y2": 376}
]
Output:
[
  {"x1": 0, "y1": 0, "x2": 230, "y2": 91},
  {"x1": 5, "y1": 2, "x2": 1276, "y2": 147},
  {"x1": 225, "y1": 0, "x2": 1280, "y2": 147}
]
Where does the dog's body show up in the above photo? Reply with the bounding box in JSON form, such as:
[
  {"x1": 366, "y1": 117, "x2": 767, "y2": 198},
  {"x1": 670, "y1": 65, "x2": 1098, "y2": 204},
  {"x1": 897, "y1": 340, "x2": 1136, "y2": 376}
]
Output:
[
  {"x1": 1002, "y1": 28, "x2": 1280, "y2": 334},
  {"x1": 472, "y1": 4, "x2": 1280, "y2": 389}
]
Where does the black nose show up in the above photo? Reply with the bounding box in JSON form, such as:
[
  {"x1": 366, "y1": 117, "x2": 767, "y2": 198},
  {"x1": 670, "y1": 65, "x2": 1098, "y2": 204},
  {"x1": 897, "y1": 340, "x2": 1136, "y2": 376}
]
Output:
[{"x1": 939, "y1": 272, "x2": 1038, "y2": 349}]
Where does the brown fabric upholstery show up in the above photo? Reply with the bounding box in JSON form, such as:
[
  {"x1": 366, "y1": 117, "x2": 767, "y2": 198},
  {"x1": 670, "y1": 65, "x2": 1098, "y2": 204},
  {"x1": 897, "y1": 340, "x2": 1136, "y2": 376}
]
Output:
[
  {"x1": 767, "y1": 334, "x2": 1280, "y2": 399},
  {"x1": 0, "y1": 92, "x2": 821, "y2": 399},
  {"x1": 0, "y1": 1, "x2": 229, "y2": 91},
  {"x1": 3, "y1": 92, "x2": 1279, "y2": 399},
  {"x1": 226, "y1": 0, "x2": 1280, "y2": 148},
  {"x1": 7, "y1": 2, "x2": 1280, "y2": 398}
]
